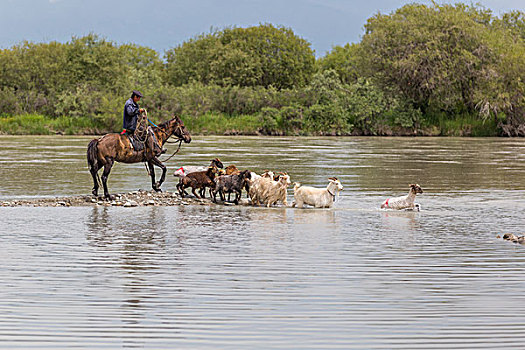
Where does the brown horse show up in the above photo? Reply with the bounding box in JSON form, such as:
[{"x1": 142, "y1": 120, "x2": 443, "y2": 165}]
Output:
[{"x1": 87, "y1": 115, "x2": 191, "y2": 199}]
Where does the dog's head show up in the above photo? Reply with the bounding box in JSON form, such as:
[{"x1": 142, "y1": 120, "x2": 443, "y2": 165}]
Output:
[{"x1": 409, "y1": 184, "x2": 423, "y2": 194}]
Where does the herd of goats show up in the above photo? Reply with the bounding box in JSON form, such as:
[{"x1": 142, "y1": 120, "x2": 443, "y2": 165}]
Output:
[
  {"x1": 173, "y1": 159, "x2": 524, "y2": 246},
  {"x1": 173, "y1": 158, "x2": 424, "y2": 211}
]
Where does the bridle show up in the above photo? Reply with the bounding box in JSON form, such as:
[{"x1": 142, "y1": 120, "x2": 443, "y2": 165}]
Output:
[{"x1": 155, "y1": 120, "x2": 187, "y2": 162}]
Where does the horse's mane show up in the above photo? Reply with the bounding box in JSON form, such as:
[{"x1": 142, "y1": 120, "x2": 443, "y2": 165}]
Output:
[{"x1": 154, "y1": 116, "x2": 179, "y2": 130}]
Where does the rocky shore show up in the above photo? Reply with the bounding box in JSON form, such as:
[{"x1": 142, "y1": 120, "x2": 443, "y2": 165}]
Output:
[{"x1": 0, "y1": 190, "x2": 220, "y2": 208}]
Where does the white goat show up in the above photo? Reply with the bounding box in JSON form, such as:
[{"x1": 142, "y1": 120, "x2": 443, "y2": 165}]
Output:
[
  {"x1": 292, "y1": 177, "x2": 343, "y2": 208},
  {"x1": 381, "y1": 184, "x2": 423, "y2": 210},
  {"x1": 249, "y1": 173, "x2": 290, "y2": 207},
  {"x1": 247, "y1": 170, "x2": 274, "y2": 202}
]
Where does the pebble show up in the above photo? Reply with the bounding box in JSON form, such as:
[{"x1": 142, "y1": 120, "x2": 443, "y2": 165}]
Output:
[
  {"x1": 123, "y1": 200, "x2": 139, "y2": 207},
  {"x1": 1, "y1": 191, "x2": 236, "y2": 208}
]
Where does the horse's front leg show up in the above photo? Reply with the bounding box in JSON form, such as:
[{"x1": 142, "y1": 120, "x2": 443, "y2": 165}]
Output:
[
  {"x1": 147, "y1": 160, "x2": 158, "y2": 192},
  {"x1": 148, "y1": 157, "x2": 166, "y2": 192}
]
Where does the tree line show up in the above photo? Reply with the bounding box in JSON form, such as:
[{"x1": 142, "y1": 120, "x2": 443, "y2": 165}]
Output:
[{"x1": 0, "y1": 3, "x2": 524, "y2": 136}]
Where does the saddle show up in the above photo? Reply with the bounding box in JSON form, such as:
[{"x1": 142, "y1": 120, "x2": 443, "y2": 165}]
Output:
[
  {"x1": 126, "y1": 127, "x2": 162, "y2": 155},
  {"x1": 125, "y1": 111, "x2": 163, "y2": 156},
  {"x1": 127, "y1": 133, "x2": 145, "y2": 151}
]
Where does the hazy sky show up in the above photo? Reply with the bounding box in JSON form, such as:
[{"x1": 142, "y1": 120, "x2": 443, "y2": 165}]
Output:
[{"x1": 0, "y1": 0, "x2": 523, "y2": 57}]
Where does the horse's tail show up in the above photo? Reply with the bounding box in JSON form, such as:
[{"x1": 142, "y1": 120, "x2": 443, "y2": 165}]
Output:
[{"x1": 87, "y1": 139, "x2": 99, "y2": 172}]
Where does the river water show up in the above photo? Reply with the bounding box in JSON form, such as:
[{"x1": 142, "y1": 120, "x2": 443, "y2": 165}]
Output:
[{"x1": 1, "y1": 135, "x2": 525, "y2": 349}]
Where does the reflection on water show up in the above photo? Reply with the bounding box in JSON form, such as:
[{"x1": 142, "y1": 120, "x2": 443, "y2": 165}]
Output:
[
  {"x1": 379, "y1": 210, "x2": 421, "y2": 231},
  {"x1": 1, "y1": 136, "x2": 525, "y2": 349}
]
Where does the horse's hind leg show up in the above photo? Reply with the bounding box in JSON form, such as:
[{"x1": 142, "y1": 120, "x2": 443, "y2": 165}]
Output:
[
  {"x1": 90, "y1": 166, "x2": 100, "y2": 196},
  {"x1": 101, "y1": 157, "x2": 114, "y2": 199}
]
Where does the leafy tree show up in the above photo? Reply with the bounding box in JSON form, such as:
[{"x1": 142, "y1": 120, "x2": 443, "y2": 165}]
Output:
[
  {"x1": 0, "y1": 34, "x2": 163, "y2": 121},
  {"x1": 317, "y1": 43, "x2": 361, "y2": 84},
  {"x1": 494, "y1": 10, "x2": 525, "y2": 41},
  {"x1": 164, "y1": 24, "x2": 315, "y2": 89},
  {"x1": 358, "y1": 3, "x2": 497, "y2": 116}
]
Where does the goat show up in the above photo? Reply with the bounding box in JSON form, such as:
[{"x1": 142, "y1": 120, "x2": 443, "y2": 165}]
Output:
[
  {"x1": 381, "y1": 184, "x2": 423, "y2": 210},
  {"x1": 225, "y1": 164, "x2": 240, "y2": 175},
  {"x1": 248, "y1": 176, "x2": 271, "y2": 206},
  {"x1": 264, "y1": 173, "x2": 291, "y2": 207},
  {"x1": 174, "y1": 158, "x2": 223, "y2": 178},
  {"x1": 223, "y1": 164, "x2": 242, "y2": 201},
  {"x1": 212, "y1": 170, "x2": 252, "y2": 204},
  {"x1": 245, "y1": 170, "x2": 273, "y2": 200},
  {"x1": 176, "y1": 166, "x2": 219, "y2": 199},
  {"x1": 292, "y1": 177, "x2": 343, "y2": 208},
  {"x1": 249, "y1": 173, "x2": 291, "y2": 207}
]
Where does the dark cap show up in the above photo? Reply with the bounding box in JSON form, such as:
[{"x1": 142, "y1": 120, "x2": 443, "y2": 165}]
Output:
[{"x1": 132, "y1": 90, "x2": 143, "y2": 98}]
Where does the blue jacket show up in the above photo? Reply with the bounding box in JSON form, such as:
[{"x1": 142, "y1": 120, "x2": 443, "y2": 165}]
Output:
[{"x1": 123, "y1": 98, "x2": 140, "y2": 132}]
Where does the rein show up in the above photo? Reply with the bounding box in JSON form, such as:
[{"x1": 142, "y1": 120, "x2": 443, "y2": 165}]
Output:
[
  {"x1": 139, "y1": 112, "x2": 183, "y2": 174},
  {"x1": 148, "y1": 117, "x2": 186, "y2": 162},
  {"x1": 142, "y1": 137, "x2": 183, "y2": 176},
  {"x1": 159, "y1": 138, "x2": 183, "y2": 162}
]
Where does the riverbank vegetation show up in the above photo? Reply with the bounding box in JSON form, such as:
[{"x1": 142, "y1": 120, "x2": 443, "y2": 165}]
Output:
[{"x1": 0, "y1": 3, "x2": 524, "y2": 136}]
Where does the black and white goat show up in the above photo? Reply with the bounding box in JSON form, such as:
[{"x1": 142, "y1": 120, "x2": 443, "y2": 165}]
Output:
[{"x1": 212, "y1": 170, "x2": 252, "y2": 205}]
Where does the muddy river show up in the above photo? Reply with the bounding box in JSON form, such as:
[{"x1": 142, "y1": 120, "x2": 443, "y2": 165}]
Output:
[{"x1": 1, "y1": 135, "x2": 525, "y2": 349}]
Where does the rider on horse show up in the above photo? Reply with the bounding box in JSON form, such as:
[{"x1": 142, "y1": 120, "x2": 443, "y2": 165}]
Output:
[{"x1": 121, "y1": 90, "x2": 164, "y2": 156}]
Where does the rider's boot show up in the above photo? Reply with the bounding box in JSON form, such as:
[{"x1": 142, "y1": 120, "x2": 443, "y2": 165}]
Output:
[{"x1": 148, "y1": 136, "x2": 164, "y2": 157}]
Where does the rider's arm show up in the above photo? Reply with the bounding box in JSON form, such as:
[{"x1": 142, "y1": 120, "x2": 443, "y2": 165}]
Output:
[{"x1": 125, "y1": 101, "x2": 140, "y2": 117}]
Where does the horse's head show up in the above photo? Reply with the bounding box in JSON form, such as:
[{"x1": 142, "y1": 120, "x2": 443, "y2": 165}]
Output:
[{"x1": 169, "y1": 116, "x2": 192, "y2": 143}]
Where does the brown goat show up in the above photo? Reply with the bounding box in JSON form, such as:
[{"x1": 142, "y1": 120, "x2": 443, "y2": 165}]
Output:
[
  {"x1": 225, "y1": 164, "x2": 241, "y2": 175},
  {"x1": 176, "y1": 166, "x2": 218, "y2": 199}
]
